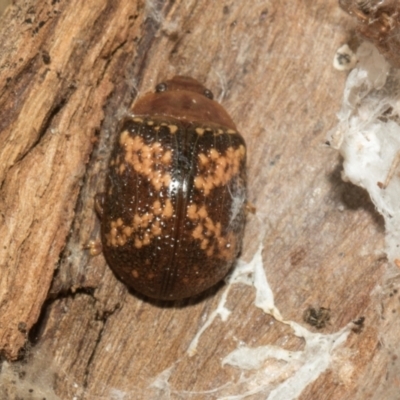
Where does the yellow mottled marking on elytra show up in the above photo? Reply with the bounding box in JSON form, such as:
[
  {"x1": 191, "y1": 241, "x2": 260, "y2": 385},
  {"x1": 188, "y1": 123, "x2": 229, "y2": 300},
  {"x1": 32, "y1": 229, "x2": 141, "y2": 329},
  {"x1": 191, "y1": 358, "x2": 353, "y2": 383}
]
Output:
[
  {"x1": 133, "y1": 212, "x2": 150, "y2": 229},
  {"x1": 106, "y1": 197, "x2": 175, "y2": 249},
  {"x1": 187, "y1": 204, "x2": 197, "y2": 219},
  {"x1": 123, "y1": 226, "x2": 133, "y2": 237},
  {"x1": 161, "y1": 150, "x2": 172, "y2": 164},
  {"x1": 209, "y1": 149, "x2": 219, "y2": 160},
  {"x1": 198, "y1": 153, "x2": 208, "y2": 166},
  {"x1": 192, "y1": 225, "x2": 203, "y2": 239},
  {"x1": 194, "y1": 176, "x2": 205, "y2": 191},
  {"x1": 198, "y1": 206, "x2": 208, "y2": 219},
  {"x1": 133, "y1": 117, "x2": 143, "y2": 123},
  {"x1": 163, "y1": 199, "x2": 173, "y2": 218},
  {"x1": 117, "y1": 236, "x2": 126, "y2": 246},
  {"x1": 105, "y1": 218, "x2": 129, "y2": 248},
  {"x1": 120, "y1": 132, "x2": 173, "y2": 190},
  {"x1": 106, "y1": 193, "x2": 174, "y2": 249},
  {"x1": 133, "y1": 214, "x2": 141, "y2": 228},
  {"x1": 147, "y1": 120, "x2": 154, "y2": 126},
  {"x1": 186, "y1": 203, "x2": 237, "y2": 260},
  {"x1": 119, "y1": 130, "x2": 128, "y2": 144},
  {"x1": 169, "y1": 125, "x2": 178, "y2": 134},
  {"x1": 227, "y1": 129, "x2": 237, "y2": 134},
  {"x1": 195, "y1": 127, "x2": 205, "y2": 136},
  {"x1": 153, "y1": 200, "x2": 162, "y2": 215},
  {"x1": 143, "y1": 232, "x2": 151, "y2": 246},
  {"x1": 200, "y1": 239, "x2": 209, "y2": 250},
  {"x1": 151, "y1": 221, "x2": 162, "y2": 236},
  {"x1": 119, "y1": 131, "x2": 143, "y2": 152},
  {"x1": 118, "y1": 163, "x2": 126, "y2": 174},
  {"x1": 194, "y1": 145, "x2": 245, "y2": 196}
]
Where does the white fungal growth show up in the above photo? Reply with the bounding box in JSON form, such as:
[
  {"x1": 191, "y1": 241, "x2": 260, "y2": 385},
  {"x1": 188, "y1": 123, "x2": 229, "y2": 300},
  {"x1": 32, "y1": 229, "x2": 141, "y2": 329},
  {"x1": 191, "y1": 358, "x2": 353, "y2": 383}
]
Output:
[
  {"x1": 328, "y1": 41, "x2": 400, "y2": 265},
  {"x1": 187, "y1": 245, "x2": 352, "y2": 399}
]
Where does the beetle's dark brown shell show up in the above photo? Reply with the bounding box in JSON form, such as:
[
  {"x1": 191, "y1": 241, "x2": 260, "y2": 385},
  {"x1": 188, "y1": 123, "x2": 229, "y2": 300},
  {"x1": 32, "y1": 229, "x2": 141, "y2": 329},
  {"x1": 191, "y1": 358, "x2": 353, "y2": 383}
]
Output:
[{"x1": 98, "y1": 76, "x2": 246, "y2": 300}]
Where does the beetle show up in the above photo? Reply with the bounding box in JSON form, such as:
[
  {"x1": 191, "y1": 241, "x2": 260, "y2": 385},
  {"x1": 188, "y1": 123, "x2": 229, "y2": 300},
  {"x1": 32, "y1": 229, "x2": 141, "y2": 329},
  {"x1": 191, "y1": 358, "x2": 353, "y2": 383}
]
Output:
[{"x1": 95, "y1": 76, "x2": 246, "y2": 300}]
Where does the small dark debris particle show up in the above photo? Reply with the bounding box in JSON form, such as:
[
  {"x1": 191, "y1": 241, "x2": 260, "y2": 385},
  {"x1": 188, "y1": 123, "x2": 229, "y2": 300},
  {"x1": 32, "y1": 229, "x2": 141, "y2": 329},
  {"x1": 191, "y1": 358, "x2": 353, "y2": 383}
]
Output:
[
  {"x1": 167, "y1": 32, "x2": 179, "y2": 41},
  {"x1": 336, "y1": 52, "x2": 352, "y2": 66},
  {"x1": 29, "y1": 388, "x2": 34, "y2": 393},
  {"x1": 303, "y1": 306, "x2": 331, "y2": 329},
  {"x1": 18, "y1": 322, "x2": 27, "y2": 333},
  {"x1": 42, "y1": 51, "x2": 51, "y2": 65},
  {"x1": 223, "y1": 5, "x2": 230, "y2": 14},
  {"x1": 25, "y1": 18, "x2": 32, "y2": 24},
  {"x1": 19, "y1": 370, "x2": 26, "y2": 379},
  {"x1": 260, "y1": 9, "x2": 269, "y2": 21},
  {"x1": 352, "y1": 316, "x2": 365, "y2": 334},
  {"x1": 353, "y1": 316, "x2": 365, "y2": 325},
  {"x1": 290, "y1": 247, "x2": 306, "y2": 266},
  {"x1": 33, "y1": 20, "x2": 46, "y2": 34},
  {"x1": 269, "y1": 154, "x2": 281, "y2": 166}
]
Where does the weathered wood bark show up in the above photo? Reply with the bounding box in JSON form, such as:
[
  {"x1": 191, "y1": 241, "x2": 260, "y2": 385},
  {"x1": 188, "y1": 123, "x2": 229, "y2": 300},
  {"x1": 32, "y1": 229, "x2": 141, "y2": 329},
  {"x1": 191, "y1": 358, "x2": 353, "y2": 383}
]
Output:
[
  {"x1": 0, "y1": 1, "x2": 398, "y2": 399},
  {"x1": 0, "y1": 1, "x2": 9, "y2": 15}
]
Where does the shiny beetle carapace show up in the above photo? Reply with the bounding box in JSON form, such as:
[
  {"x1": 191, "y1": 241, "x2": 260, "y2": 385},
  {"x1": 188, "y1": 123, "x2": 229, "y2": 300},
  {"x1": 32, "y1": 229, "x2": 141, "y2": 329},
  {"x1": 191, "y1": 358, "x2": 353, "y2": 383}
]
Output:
[{"x1": 96, "y1": 76, "x2": 246, "y2": 300}]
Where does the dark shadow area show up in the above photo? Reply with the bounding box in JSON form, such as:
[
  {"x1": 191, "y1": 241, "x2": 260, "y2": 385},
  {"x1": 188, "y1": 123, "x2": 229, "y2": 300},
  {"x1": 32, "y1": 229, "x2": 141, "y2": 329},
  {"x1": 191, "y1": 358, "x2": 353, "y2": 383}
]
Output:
[
  {"x1": 28, "y1": 287, "x2": 96, "y2": 348},
  {"x1": 27, "y1": 257, "x2": 237, "y2": 356},
  {"x1": 328, "y1": 158, "x2": 385, "y2": 232},
  {"x1": 127, "y1": 270, "x2": 229, "y2": 309}
]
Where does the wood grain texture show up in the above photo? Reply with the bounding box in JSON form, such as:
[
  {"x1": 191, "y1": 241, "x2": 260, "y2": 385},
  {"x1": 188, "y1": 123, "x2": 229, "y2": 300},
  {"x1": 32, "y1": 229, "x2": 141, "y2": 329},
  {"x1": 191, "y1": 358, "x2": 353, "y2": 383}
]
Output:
[
  {"x1": 0, "y1": 1, "x2": 10, "y2": 16},
  {"x1": 0, "y1": 0, "x2": 398, "y2": 399}
]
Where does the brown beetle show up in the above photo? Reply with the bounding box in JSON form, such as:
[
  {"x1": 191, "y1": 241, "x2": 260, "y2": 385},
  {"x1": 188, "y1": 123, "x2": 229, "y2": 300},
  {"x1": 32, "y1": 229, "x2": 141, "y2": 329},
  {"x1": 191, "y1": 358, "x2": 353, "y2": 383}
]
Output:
[{"x1": 96, "y1": 76, "x2": 246, "y2": 300}]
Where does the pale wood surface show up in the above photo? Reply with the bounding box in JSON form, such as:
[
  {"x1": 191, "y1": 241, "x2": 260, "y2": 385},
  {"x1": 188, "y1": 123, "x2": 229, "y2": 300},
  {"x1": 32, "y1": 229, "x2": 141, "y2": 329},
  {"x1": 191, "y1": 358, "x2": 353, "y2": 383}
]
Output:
[
  {"x1": 0, "y1": 1, "x2": 10, "y2": 16},
  {"x1": 0, "y1": 1, "x2": 398, "y2": 399}
]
